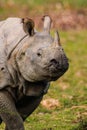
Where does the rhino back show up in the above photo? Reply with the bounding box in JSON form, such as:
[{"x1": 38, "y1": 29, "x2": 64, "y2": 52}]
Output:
[
  {"x1": 0, "y1": 17, "x2": 27, "y2": 89},
  {"x1": 0, "y1": 17, "x2": 27, "y2": 55}
]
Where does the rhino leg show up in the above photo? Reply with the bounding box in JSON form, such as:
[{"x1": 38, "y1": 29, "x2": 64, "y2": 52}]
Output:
[
  {"x1": 0, "y1": 90, "x2": 24, "y2": 130},
  {"x1": 17, "y1": 96, "x2": 43, "y2": 120}
]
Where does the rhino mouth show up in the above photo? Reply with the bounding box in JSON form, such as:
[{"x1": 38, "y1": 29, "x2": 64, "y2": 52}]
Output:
[
  {"x1": 49, "y1": 63, "x2": 69, "y2": 74},
  {"x1": 43, "y1": 57, "x2": 69, "y2": 81},
  {"x1": 42, "y1": 67, "x2": 68, "y2": 81}
]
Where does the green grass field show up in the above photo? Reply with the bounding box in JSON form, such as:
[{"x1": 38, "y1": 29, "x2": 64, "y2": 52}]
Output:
[
  {"x1": 0, "y1": 30, "x2": 87, "y2": 130},
  {"x1": 0, "y1": 0, "x2": 87, "y2": 129}
]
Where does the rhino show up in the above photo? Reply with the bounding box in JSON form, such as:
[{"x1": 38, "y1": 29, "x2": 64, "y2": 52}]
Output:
[{"x1": 0, "y1": 15, "x2": 69, "y2": 130}]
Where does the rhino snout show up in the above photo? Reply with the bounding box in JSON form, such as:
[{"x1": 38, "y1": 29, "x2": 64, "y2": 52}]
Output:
[
  {"x1": 61, "y1": 55, "x2": 69, "y2": 71},
  {"x1": 49, "y1": 59, "x2": 59, "y2": 69},
  {"x1": 48, "y1": 55, "x2": 69, "y2": 74}
]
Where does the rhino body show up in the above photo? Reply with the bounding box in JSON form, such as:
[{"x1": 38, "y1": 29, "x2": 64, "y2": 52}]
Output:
[{"x1": 0, "y1": 16, "x2": 69, "y2": 130}]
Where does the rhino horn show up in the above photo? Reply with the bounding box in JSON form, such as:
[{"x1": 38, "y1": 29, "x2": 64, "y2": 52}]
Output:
[
  {"x1": 42, "y1": 15, "x2": 52, "y2": 34},
  {"x1": 53, "y1": 30, "x2": 61, "y2": 47}
]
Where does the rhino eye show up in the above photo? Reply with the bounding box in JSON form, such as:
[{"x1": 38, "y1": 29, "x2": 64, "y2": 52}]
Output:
[
  {"x1": 37, "y1": 52, "x2": 41, "y2": 57},
  {"x1": 37, "y1": 49, "x2": 42, "y2": 57}
]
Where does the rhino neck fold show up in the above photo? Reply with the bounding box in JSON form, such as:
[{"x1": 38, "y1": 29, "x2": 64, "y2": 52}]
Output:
[{"x1": 7, "y1": 34, "x2": 28, "y2": 59}]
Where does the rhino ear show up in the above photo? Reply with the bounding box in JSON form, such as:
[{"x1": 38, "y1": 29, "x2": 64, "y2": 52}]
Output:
[
  {"x1": 42, "y1": 15, "x2": 52, "y2": 34},
  {"x1": 22, "y1": 18, "x2": 35, "y2": 36}
]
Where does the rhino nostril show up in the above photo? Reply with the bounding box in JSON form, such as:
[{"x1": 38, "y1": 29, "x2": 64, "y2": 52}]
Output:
[{"x1": 50, "y1": 59, "x2": 58, "y2": 65}]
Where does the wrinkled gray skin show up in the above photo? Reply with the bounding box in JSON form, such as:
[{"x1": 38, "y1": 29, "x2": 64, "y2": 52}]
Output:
[{"x1": 0, "y1": 16, "x2": 69, "y2": 130}]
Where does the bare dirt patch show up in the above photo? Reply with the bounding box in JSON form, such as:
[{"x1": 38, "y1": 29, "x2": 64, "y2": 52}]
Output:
[{"x1": 41, "y1": 98, "x2": 61, "y2": 109}]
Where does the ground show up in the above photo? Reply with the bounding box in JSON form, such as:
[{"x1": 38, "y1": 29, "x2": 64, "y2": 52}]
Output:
[{"x1": 0, "y1": 0, "x2": 87, "y2": 130}]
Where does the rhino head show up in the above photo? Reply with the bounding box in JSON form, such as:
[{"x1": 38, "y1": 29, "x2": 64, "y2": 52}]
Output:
[{"x1": 16, "y1": 16, "x2": 69, "y2": 82}]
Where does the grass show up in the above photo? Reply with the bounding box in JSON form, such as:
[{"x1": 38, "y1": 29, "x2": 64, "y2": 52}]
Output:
[
  {"x1": 0, "y1": 1, "x2": 87, "y2": 129},
  {"x1": 0, "y1": 30, "x2": 87, "y2": 130}
]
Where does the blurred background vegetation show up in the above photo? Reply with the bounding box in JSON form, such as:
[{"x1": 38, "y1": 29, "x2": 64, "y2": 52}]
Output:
[
  {"x1": 0, "y1": 0, "x2": 87, "y2": 30},
  {"x1": 0, "y1": 0, "x2": 87, "y2": 130}
]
